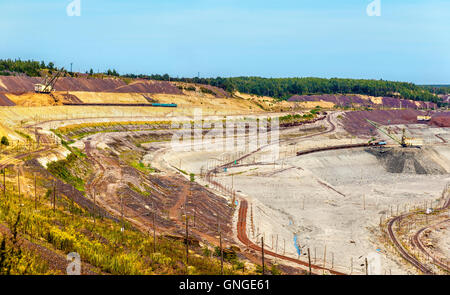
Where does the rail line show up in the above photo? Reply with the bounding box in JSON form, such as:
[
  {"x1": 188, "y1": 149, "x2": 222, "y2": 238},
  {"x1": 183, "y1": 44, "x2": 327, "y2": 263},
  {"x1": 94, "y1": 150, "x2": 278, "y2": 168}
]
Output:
[
  {"x1": 386, "y1": 189, "x2": 450, "y2": 274},
  {"x1": 412, "y1": 219, "x2": 450, "y2": 273},
  {"x1": 435, "y1": 134, "x2": 447, "y2": 144},
  {"x1": 296, "y1": 143, "x2": 372, "y2": 157},
  {"x1": 203, "y1": 114, "x2": 347, "y2": 274},
  {"x1": 237, "y1": 199, "x2": 346, "y2": 275},
  {"x1": 386, "y1": 215, "x2": 433, "y2": 274}
]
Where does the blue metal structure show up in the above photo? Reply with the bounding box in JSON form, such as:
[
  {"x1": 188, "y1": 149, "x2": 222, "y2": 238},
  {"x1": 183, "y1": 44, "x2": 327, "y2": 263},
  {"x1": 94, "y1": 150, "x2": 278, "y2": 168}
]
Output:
[{"x1": 150, "y1": 103, "x2": 177, "y2": 108}]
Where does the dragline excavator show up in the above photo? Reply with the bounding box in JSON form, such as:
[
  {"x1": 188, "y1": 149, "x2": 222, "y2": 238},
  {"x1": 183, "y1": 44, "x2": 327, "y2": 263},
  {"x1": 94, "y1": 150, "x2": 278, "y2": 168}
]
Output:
[
  {"x1": 34, "y1": 68, "x2": 64, "y2": 94},
  {"x1": 366, "y1": 119, "x2": 409, "y2": 147}
]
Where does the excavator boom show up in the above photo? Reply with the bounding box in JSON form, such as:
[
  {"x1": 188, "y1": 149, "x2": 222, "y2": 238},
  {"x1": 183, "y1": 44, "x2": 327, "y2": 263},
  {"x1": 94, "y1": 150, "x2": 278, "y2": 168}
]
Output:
[{"x1": 366, "y1": 119, "x2": 406, "y2": 147}]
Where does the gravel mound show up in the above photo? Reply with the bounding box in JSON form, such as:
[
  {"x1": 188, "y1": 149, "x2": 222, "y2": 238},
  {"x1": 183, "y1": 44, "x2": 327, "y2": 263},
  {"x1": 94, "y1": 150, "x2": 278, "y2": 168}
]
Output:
[{"x1": 366, "y1": 147, "x2": 447, "y2": 175}]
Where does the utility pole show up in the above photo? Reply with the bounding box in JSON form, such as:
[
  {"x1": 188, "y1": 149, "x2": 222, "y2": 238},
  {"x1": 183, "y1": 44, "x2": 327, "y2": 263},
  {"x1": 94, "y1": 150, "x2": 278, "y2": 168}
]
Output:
[
  {"x1": 261, "y1": 236, "x2": 265, "y2": 275},
  {"x1": 220, "y1": 231, "x2": 224, "y2": 275},
  {"x1": 153, "y1": 201, "x2": 156, "y2": 253},
  {"x1": 307, "y1": 248, "x2": 312, "y2": 275},
  {"x1": 365, "y1": 258, "x2": 369, "y2": 275},
  {"x1": 193, "y1": 203, "x2": 196, "y2": 228},
  {"x1": 17, "y1": 168, "x2": 20, "y2": 201},
  {"x1": 331, "y1": 252, "x2": 334, "y2": 270},
  {"x1": 53, "y1": 180, "x2": 56, "y2": 212},
  {"x1": 93, "y1": 190, "x2": 96, "y2": 226},
  {"x1": 185, "y1": 214, "x2": 189, "y2": 273},
  {"x1": 276, "y1": 234, "x2": 278, "y2": 254},
  {"x1": 350, "y1": 257, "x2": 353, "y2": 274},
  {"x1": 2, "y1": 168, "x2": 5, "y2": 198},
  {"x1": 34, "y1": 173, "x2": 37, "y2": 209},
  {"x1": 121, "y1": 194, "x2": 125, "y2": 240}
]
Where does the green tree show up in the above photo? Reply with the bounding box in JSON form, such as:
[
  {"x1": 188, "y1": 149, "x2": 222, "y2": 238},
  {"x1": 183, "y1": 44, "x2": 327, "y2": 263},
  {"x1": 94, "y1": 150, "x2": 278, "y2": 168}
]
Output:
[{"x1": 1, "y1": 136, "x2": 9, "y2": 146}]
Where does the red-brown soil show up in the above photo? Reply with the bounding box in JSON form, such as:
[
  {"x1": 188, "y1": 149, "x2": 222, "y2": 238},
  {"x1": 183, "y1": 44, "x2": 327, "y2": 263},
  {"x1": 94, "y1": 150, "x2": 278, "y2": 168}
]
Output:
[
  {"x1": 84, "y1": 138, "x2": 235, "y2": 249},
  {"x1": 0, "y1": 92, "x2": 15, "y2": 106},
  {"x1": 341, "y1": 109, "x2": 450, "y2": 137},
  {"x1": 341, "y1": 110, "x2": 425, "y2": 136},
  {"x1": 289, "y1": 94, "x2": 437, "y2": 110},
  {"x1": 0, "y1": 76, "x2": 183, "y2": 94},
  {"x1": 429, "y1": 112, "x2": 450, "y2": 127}
]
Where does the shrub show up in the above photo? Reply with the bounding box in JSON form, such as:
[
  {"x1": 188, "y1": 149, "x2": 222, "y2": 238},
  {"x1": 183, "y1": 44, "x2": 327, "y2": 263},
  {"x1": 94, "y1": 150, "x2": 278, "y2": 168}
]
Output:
[
  {"x1": 270, "y1": 264, "x2": 282, "y2": 275},
  {"x1": 214, "y1": 246, "x2": 237, "y2": 262},
  {"x1": 1, "y1": 136, "x2": 9, "y2": 146},
  {"x1": 200, "y1": 87, "x2": 216, "y2": 95}
]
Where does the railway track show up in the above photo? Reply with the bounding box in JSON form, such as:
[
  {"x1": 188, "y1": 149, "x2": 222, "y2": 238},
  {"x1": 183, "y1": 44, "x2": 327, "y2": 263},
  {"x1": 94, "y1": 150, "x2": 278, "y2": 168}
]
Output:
[
  {"x1": 387, "y1": 215, "x2": 433, "y2": 274},
  {"x1": 237, "y1": 199, "x2": 346, "y2": 275},
  {"x1": 412, "y1": 219, "x2": 450, "y2": 273},
  {"x1": 386, "y1": 189, "x2": 450, "y2": 274},
  {"x1": 296, "y1": 143, "x2": 371, "y2": 157},
  {"x1": 435, "y1": 134, "x2": 447, "y2": 144},
  {"x1": 203, "y1": 114, "x2": 348, "y2": 275},
  {"x1": 202, "y1": 113, "x2": 449, "y2": 275}
]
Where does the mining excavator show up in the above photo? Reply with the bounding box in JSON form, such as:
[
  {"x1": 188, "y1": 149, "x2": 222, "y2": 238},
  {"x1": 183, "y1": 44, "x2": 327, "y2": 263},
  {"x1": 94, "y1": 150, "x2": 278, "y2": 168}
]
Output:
[
  {"x1": 34, "y1": 68, "x2": 64, "y2": 94},
  {"x1": 366, "y1": 119, "x2": 422, "y2": 148}
]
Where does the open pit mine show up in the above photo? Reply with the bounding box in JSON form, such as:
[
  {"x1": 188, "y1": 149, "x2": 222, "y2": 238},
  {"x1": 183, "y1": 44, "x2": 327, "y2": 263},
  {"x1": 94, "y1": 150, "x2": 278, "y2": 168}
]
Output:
[{"x1": 0, "y1": 74, "x2": 449, "y2": 275}]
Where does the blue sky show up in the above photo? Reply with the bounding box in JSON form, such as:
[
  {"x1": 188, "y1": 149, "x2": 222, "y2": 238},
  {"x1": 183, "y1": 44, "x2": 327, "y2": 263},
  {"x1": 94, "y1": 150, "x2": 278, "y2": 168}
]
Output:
[{"x1": 1, "y1": 0, "x2": 449, "y2": 84}]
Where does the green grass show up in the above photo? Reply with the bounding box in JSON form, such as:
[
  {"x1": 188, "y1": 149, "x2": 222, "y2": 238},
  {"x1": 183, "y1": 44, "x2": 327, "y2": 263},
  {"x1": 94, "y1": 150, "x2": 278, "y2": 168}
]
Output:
[
  {"x1": 279, "y1": 109, "x2": 320, "y2": 124},
  {"x1": 47, "y1": 153, "x2": 87, "y2": 192},
  {"x1": 175, "y1": 167, "x2": 188, "y2": 175},
  {"x1": 128, "y1": 183, "x2": 151, "y2": 197},
  {"x1": 0, "y1": 212, "x2": 52, "y2": 275},
  {"x1": 130, "y1": 161, "x2": 157, "y2": 174},
  {"x1": 14, "y1": 130, "x2": 32, "y2": 141}
]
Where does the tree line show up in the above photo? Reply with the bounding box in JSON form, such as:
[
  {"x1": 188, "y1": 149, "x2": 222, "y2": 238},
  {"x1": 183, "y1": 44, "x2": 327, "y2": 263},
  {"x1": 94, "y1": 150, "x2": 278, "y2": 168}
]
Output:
[
  {"x1": 0, "y1": 59, "x2": 55, "y2": 77},
  {"x1": 157, "y1": 76, "x2": 442, "y2": 103},
  {"x1": 123, "y1": 74, "x2": 444, "y2": 104},
  {"x1": 421, "y1": 85, "x2": 450, "y2": 96},
  {"x1": 1, "y1": 59, "x2": 447, "y2": 105}
]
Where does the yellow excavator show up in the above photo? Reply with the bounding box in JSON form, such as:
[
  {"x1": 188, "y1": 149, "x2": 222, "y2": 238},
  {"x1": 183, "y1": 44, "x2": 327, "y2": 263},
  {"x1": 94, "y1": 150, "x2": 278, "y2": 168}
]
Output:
[{"x1": 366, "y1": 119, "x2": 409, "y2": 147}]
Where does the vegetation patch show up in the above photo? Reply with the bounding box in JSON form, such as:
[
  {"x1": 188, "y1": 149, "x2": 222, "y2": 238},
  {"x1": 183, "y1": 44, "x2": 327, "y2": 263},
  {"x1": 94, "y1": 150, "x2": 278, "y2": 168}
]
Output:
[
  {"x1": 0, "y1": 185, "x2": 249, "y2": 274},
  {"x1": 47, "y1": 153, "x2": 89, "y2": 192}
]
